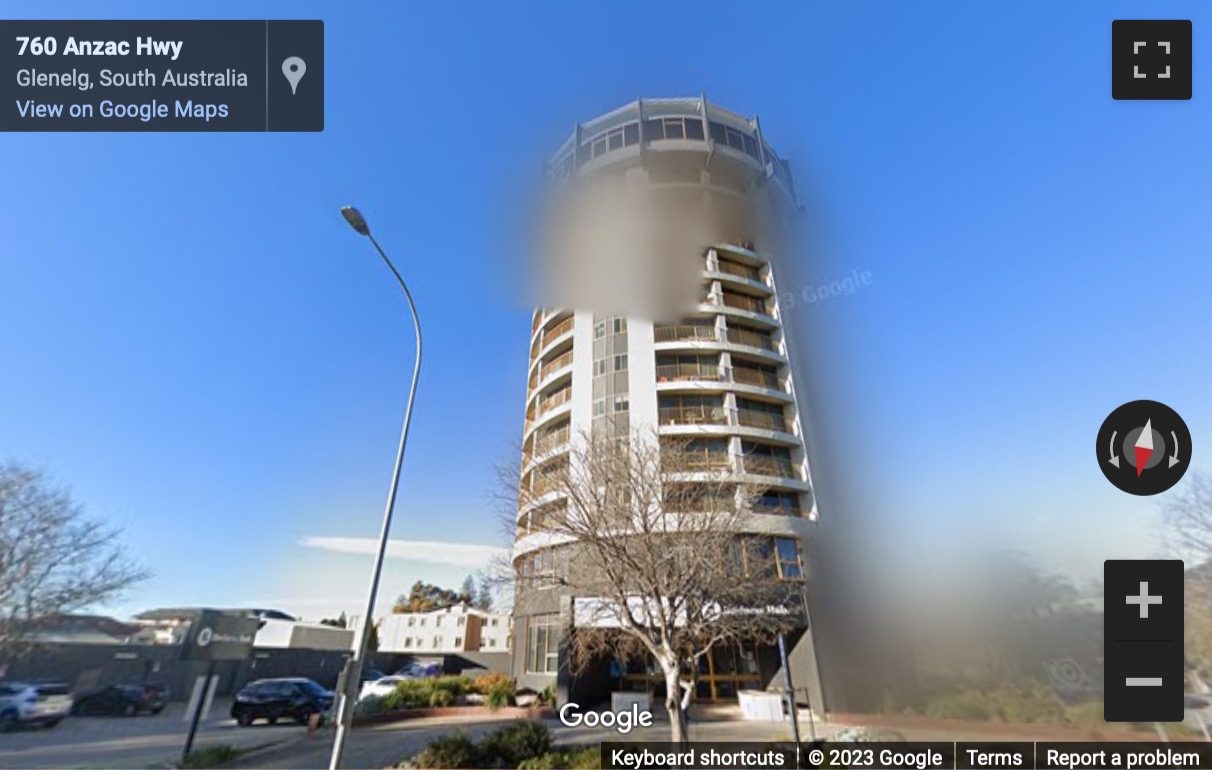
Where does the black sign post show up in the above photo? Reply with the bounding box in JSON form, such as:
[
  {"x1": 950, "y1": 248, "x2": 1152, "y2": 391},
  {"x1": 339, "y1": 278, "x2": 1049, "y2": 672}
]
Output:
[{"x1": 178, "y1": 610, "x2": 259, "y2": 765}]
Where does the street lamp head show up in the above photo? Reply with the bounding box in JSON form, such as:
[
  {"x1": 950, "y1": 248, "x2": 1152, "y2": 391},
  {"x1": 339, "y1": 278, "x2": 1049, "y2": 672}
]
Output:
[{"x1": 341, "y1": 206, "x2": 371, "y2": 236}]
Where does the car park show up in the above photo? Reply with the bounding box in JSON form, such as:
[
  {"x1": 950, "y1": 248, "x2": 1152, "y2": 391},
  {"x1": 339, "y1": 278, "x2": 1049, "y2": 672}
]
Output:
[
  {"x1": 0, "y1": 682, "x2": 73, "y2": 730},
  {"x1": 231, "y1": 678, "x2": 333, "y2": 726},
  {"x1": 72, "y1": 684, "x2": 168, "y2": 716}
]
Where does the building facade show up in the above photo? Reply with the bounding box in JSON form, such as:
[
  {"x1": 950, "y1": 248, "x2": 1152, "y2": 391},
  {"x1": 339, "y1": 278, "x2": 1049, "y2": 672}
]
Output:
[
  {"x1": 512, "y1": 97, "x2": 824, "y2": 709},
  {"x1": 376, "y1": 604, "x2": 513, "y2": 655}
]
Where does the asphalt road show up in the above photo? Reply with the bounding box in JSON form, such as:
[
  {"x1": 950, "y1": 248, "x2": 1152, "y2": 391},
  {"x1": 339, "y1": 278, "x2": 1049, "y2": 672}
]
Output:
[{"x1": 0, "y1": 699, "x2": 302, "y2": 770}]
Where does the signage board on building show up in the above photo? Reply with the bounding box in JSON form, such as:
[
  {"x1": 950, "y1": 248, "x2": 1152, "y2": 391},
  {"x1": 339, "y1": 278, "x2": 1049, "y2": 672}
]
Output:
[{"x1": 180, "y1": 610, "x2": 258, "y2": 661}]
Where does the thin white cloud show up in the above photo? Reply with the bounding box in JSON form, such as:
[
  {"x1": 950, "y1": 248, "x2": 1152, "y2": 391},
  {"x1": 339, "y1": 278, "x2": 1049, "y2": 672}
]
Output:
[{"x1": 299, "y1": 536, "x2": 507, "y2": 568}]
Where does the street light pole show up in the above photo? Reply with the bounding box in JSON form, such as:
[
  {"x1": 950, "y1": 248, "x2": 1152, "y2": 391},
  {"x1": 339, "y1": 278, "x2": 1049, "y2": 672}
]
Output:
[{"x1": 329, "y1": 206, "x2": 423, "y2": 770}]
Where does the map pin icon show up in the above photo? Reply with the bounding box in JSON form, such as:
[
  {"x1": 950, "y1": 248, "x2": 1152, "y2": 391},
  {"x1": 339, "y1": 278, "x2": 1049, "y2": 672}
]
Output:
[{"x1": 282, "y1": 57, "x2": 306, "y2": 95}]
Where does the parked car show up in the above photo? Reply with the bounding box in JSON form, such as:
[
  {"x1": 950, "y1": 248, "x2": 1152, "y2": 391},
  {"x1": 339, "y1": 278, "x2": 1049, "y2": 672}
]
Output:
[
  {"x1": 231, "y1": 678, "x2": 333, "y2": 726},
  {"x1": 360, "y1": 668, "x2": 385, "y2": 683},
  {"x1": 0, "y1": 682, "x2": 73, "y2": 730},
  {"x1": 72, "y1": 684, "x2": 168, "y2": 716},
  {"x1": 359, "y1": 675, "x2": 409, "y2": 701},
  {"x1": 391, "y1": 662, "x2": 441, "y2": 679}
]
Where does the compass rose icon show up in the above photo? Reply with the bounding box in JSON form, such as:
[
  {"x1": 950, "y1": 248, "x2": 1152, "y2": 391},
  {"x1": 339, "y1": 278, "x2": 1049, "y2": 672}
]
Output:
[{"x1": 1098, "y1": 400, "x2": 1192, "y2": 495}]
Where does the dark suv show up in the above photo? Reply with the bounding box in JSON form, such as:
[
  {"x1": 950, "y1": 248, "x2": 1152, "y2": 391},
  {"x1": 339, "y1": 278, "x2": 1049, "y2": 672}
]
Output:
[
  {"x1": 72, "y1": 684, "x2": 168, "y2": 716},
  {"x1": 230, "y1": 678, "x2": 333, "y2": 726}
]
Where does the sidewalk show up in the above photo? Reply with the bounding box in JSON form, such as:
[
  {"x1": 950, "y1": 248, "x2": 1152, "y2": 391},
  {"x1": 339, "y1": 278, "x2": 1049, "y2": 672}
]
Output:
[{"x1": 237, "y1": 712, "x2": 850, "y2": 769}]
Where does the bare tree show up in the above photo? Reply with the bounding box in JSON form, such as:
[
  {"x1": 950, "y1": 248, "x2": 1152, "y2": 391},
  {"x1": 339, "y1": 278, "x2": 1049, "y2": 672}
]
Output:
[
  {"x1": 1162, "y1": 470, "x2": 1212, "y2": 673},
  {"x1": 501, "y1": 429, "x2": 801, "y2": 744},
  {"x1": 0, "y1": 462, "x2": 150, "y2": 658}
]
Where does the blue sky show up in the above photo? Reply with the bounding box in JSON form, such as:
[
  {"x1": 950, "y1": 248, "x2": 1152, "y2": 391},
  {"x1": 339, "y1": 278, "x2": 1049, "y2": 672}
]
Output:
[{"x1": 2, "y1": 1, "x2": 1210, "y2": 621}]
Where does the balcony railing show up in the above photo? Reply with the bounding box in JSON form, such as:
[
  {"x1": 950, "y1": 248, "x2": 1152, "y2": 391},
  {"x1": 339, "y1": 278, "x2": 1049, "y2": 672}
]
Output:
[
  {"x1": 735, "y1": 408, "x2": 787, "y2": 432},
  {"x1": 654, "y1": 324, "x2": 717, "y2": 343},
  {"x1": 722, "y1": 293, "x2": 769, "y2": 315},
  {"x1": 680, "y1": 454, "x2": 732, "y2": 472},
  {"x1": 716, "y1": 260, "x2": 761, "y2": 282},
  {"x1": 752, "y1": 497, "x2": 802, "y2": 516},
  {"x1": 725, "y1": 328, "x2": 775, "y2": 351},
  {"x1": 536, "y1": 388, "x2": 572, "y2": 418},
  {"x1": 534, "y1": 425, "x2": 571, "y2": 456},
  {"x1": 658, "y1": 404, "x2": 729, "y2": 426},
  {"x1": 731, "y1": 367, "x2": 780, "y2": 389},
  {"x1": 531, "y1": 473, "x2": 566, "y2": 497},
  {"x1": 743, "y1": 456, "x2": 797, "y2": 479},
  {"x1": 656, "y1": 364, "x2": 722, "y2": 382},
  {"x1": 542, "y1": 316, "x2": 574, "y2": 346},
  {"x1": 531, "y1": 349, "x2": 574, "y2": 388}
]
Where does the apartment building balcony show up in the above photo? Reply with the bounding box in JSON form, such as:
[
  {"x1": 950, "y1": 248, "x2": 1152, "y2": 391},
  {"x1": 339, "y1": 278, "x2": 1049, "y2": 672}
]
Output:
[
  {"x1": 750, "y1": 490, "x2": 803, "y2": 517},
  {"x1": 658, "y1": 403, "x2": 730, "y2": 427},
  {"x1": 741, "y1": 454, "x2": 799, "y2": 481},
  {"x1": 720, "y1": 291, "x2": 770, "y2": 317},
  {"x1": 708, "y1": 257, "x2": 769, "y2": 295},
  {"x1": 531, "y1": 314, "x2": 574, "y2": 360},
  {"x1": 654, "y1": 323, "x2": 718, "y2": 344},
  {"x1": 724, "y1": 326, "x2": 779, "y2": 354},
  {"x1": 535, "y1": 387, "x2": 572, "y2": 419},
  {"x1": 734, "y1": 405, "x2": 788, "y2": 433},
  {"x1": 529, "y1": 348, "x2": 574, "y2": 391},
  {"x1": 656, "y1": 362, "x2": 723, "y2": 383}
]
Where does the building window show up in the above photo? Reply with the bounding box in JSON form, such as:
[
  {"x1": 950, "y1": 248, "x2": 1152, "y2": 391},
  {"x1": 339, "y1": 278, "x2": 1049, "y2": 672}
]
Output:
[
  {"x1": 404, "y1": 637, "x2": 412, "y2": 648},
  {"x1": 435, "y1": 636, "x2": 444, "y2": 648},
  {"x1": 419, "y1": 619, "x2": 426, "y2": 627},
  {"x1": 457, "y1": 617, "x2": 466, "y2": 627},
  {"x1": 488, "y1": 638, "x2": 496, "y2": 648},
  {"x1": 775, "y1": 537, "x2": 804, "y2": 579},
  {"x1": 435, "y1": 617, "x2": 443, "y2": 627},
  {"x1": 454, "y1": 637, "x2": 463, "y2": 648},
  {"x1": 407, "y1": 617, "x2": 415, "y2": 627},
  {"x1": 526, "y1": 614, "x2": 560, "y2": 674},
  {"x1": 491, "y1": 618, "x2": 498, "y2": 627}
]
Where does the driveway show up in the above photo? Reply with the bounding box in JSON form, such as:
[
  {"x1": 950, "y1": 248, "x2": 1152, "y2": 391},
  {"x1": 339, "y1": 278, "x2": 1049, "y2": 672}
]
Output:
[{"x1": 0, "y1": 699, "x2": 303, "y2": 769}]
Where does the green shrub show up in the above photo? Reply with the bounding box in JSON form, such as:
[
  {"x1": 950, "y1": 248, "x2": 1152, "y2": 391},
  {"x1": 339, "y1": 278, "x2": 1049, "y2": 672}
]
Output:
[
  {"x1": 923, "y1": 690, "x2": 993, "y2": 720},
  {"x1": 486, "y1": 680, "x2": 517, "y2": 710},
  {"x1": 479, "y1": 721, "x2": 553, "y2": 766},
  {"x1": 1062, "y1": 700, "x2": 1104, "y2": 726},
  {"x1": 432, "y1": 675, "x2": 472, "y2": 697},
  {"x1": 381, "y1": 676, "x2": 473, "y2": 711},
  {"x1": 539, "y1": 683, "x2": 557, "y2": 706},
  {"x1": 566, "y1": 747, "x2": 602, "y2": 769},
  {"x1": 182, "y1": 745, "x2": 242, "y2": 768},
  {"x1": 411, "y1": 731, "x2": 482, "y2": 769},
  {"x1": 354, "y1": 695, "x2": 386, "y2": 716},
  {"x1": 986, "y1": 682, "x2": 1066, "y2": 725},
  {"x1": 428, "y1": 688, "x2": 456, "y2": 707}
]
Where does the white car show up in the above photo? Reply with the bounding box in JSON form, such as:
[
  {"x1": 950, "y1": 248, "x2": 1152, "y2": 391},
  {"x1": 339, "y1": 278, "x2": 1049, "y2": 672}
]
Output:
[
  {"x1": 358, "y1": 675, "x2": 409, "y2": 701},
  {"x1": 0, "y1": 682, "x2": 73, "y2": 730}
]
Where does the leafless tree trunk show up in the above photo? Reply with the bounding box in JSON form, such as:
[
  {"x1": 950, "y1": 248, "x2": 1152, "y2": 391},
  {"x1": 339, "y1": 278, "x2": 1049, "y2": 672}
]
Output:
[
  {"x1": 499, "y1": 429, "x2": 802, "y2": 744},
  {"x1": 1162, "y1": 470, "x2": 1212, "y2": 675},
  {"x1": 0, "y1": 462, "x2": 150, "y2": 659}
]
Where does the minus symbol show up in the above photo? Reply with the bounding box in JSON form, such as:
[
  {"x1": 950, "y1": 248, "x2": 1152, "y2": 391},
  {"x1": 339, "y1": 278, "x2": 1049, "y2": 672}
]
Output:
[{"x1": 1126, "y1": 677, "x2": 1163, "y2": 686}]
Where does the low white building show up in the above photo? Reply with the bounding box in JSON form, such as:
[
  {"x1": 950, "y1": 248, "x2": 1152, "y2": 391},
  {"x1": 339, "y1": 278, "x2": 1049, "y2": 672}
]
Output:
[
  {"x1": 253, "y1": 618, "x2": 354, "y2": 652},
  {"x1": 375, "y1": 604, "x2": 512, "y2": 654},
  {"x1": 131, "y1": 607, "x2": 353, "y2": 652}
]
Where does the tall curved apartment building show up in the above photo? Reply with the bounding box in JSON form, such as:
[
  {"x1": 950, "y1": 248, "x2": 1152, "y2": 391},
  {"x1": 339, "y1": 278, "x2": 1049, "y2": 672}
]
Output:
[{"x1": 512, "y1": 97, "x2": 824, "y2": 710}]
